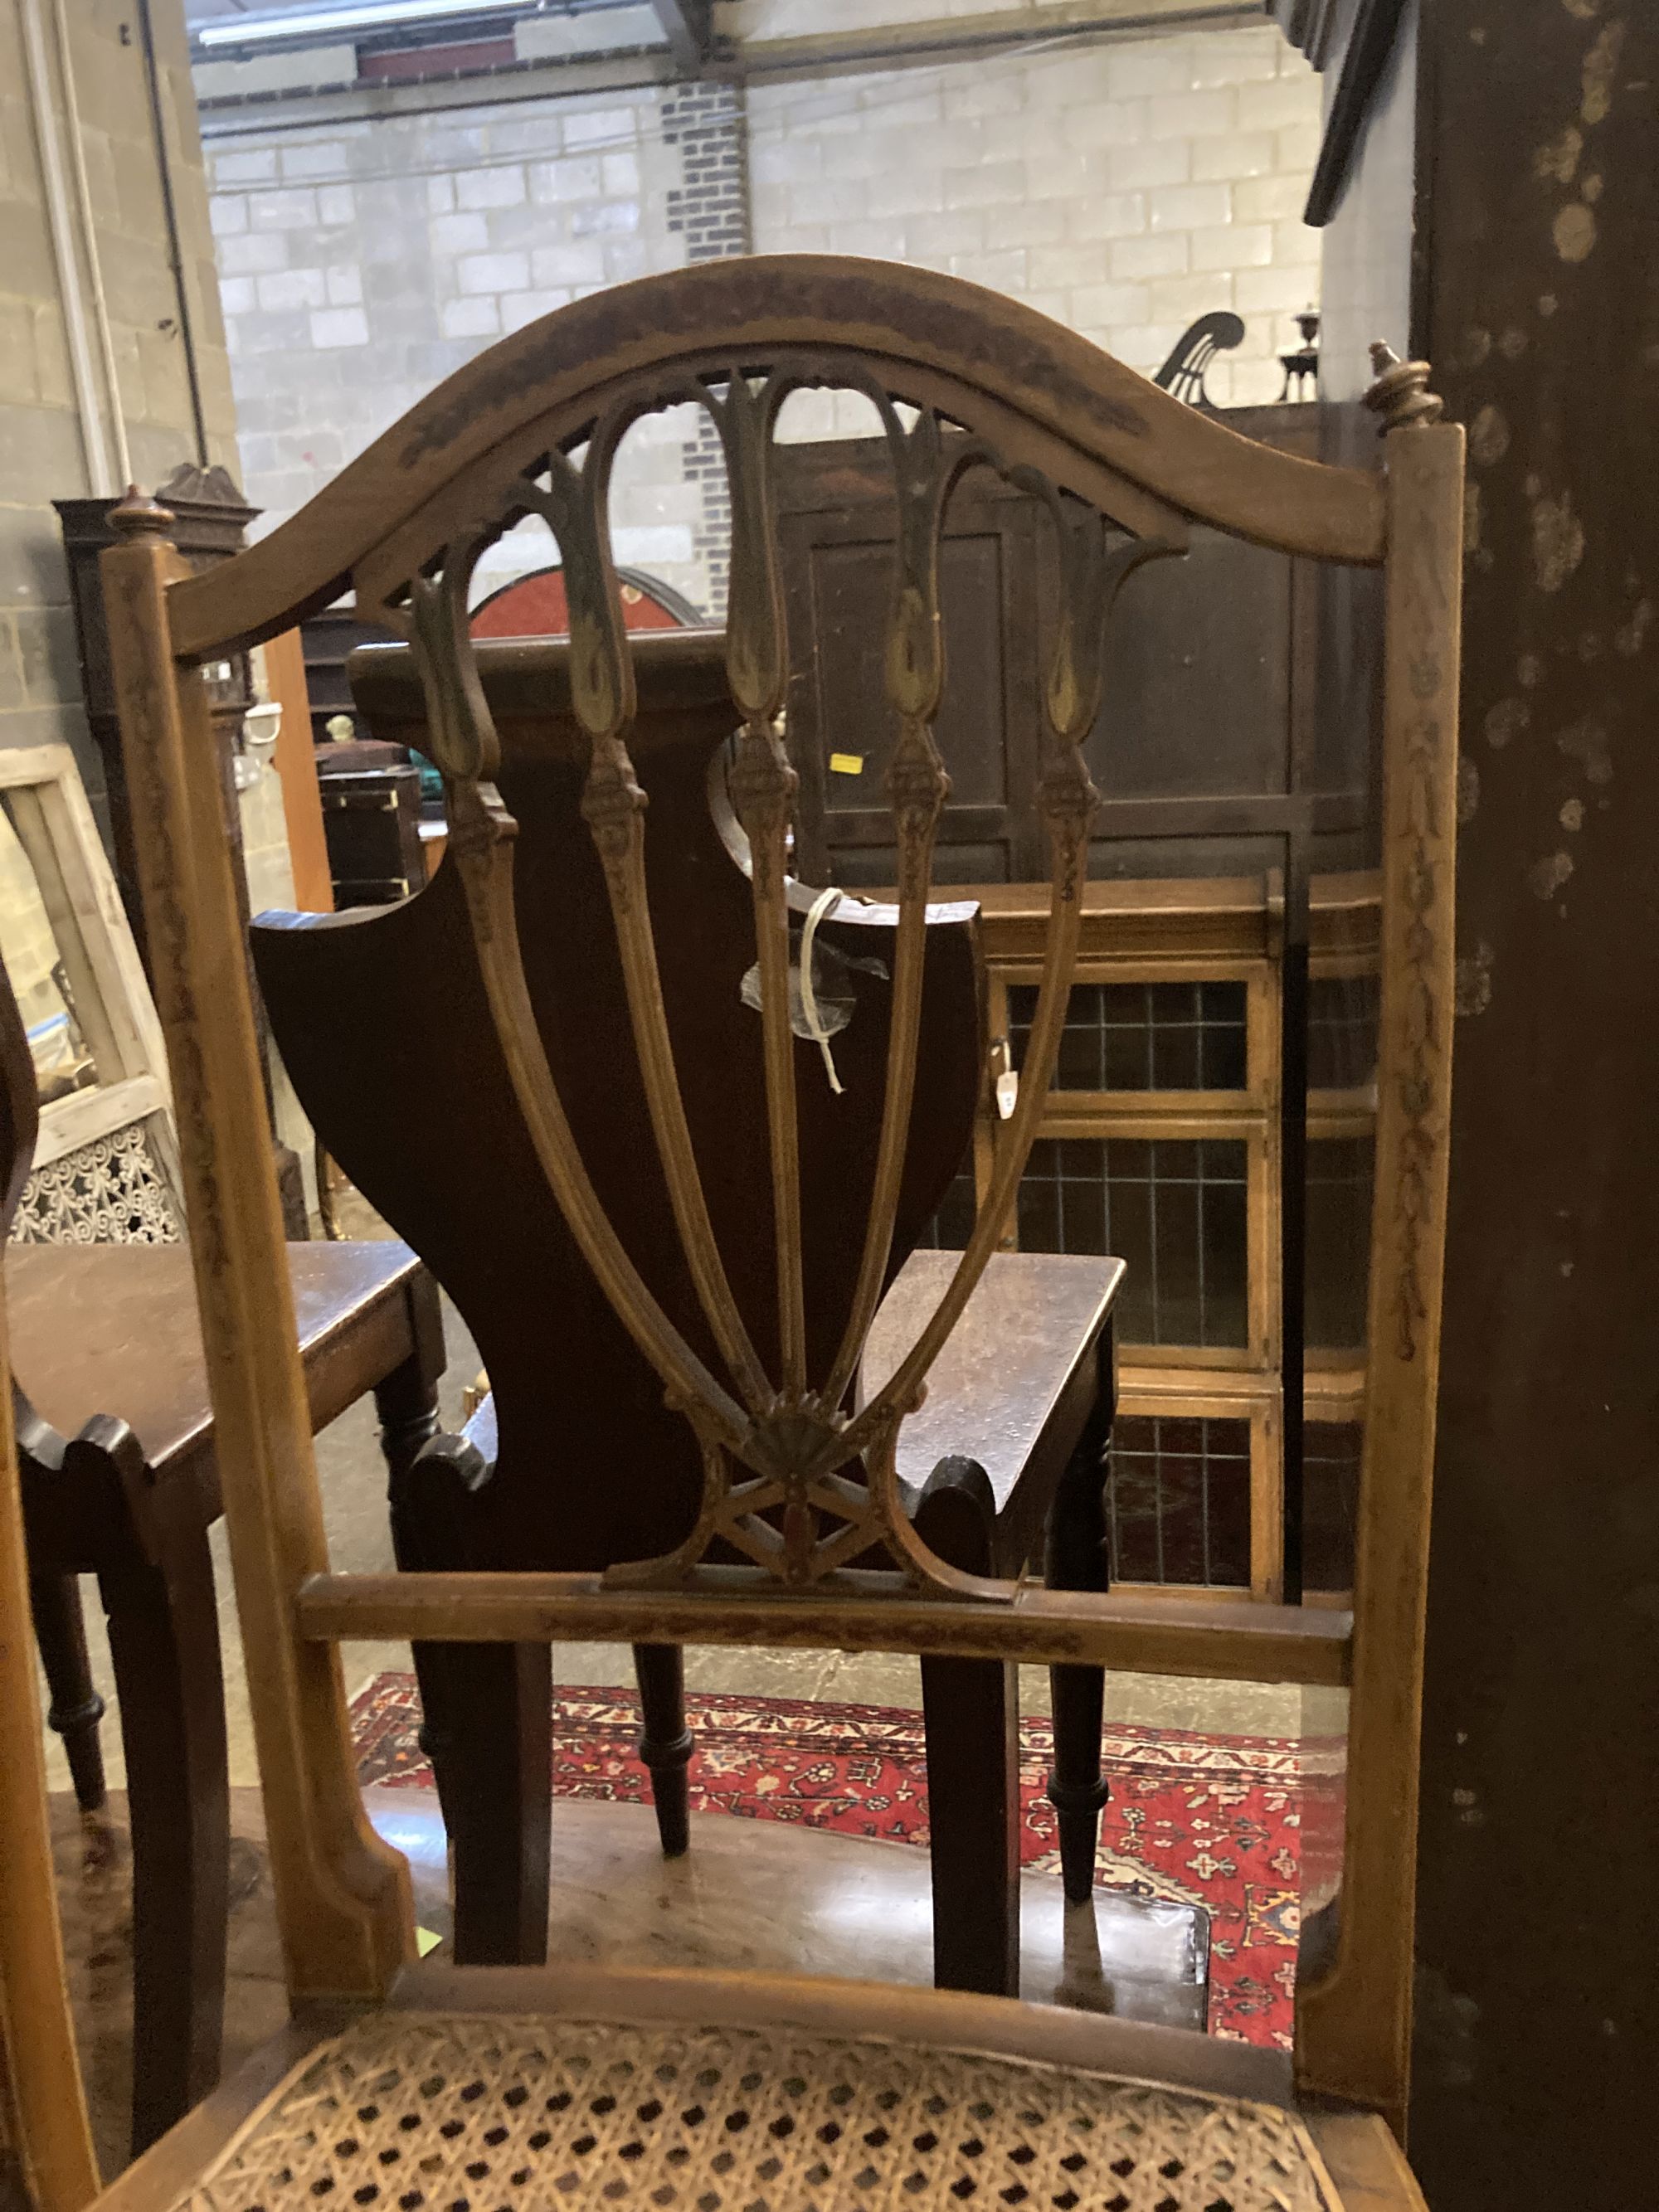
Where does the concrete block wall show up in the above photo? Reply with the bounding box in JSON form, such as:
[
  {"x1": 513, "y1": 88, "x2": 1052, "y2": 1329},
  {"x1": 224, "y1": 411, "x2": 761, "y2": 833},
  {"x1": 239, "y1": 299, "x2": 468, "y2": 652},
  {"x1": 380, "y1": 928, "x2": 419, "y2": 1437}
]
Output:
[
  {"x1": 716, "y1": 0, "x2": 1173, "y2": 34},
  {"x1": 205, "y1": 22, "x2": 1322, "y2": 615},
  {"x1": 0, "y1": 0, "x2": 236, "y2": 838},
  {"x1": 208, "y1": 86, "x2": 718, "y2": 611},
  {"x1": 748, "y1": 27, "x2": 1321, "y2": 408}
]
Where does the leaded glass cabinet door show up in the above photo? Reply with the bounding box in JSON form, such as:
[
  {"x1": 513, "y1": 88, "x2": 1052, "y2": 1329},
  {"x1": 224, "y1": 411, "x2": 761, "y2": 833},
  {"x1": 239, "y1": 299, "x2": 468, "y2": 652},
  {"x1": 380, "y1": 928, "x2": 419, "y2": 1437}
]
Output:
[{"x1": 771, "y1": 399, "x2": 1379, "y2": 1611}]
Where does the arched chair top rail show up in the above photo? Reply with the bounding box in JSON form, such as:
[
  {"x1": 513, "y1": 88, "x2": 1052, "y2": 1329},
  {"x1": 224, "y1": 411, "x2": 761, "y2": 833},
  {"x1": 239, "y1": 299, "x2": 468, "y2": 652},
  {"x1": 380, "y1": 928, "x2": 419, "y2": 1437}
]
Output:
[{"x1": 163, "y1": 257, "x2": 1387, "y2": 662}]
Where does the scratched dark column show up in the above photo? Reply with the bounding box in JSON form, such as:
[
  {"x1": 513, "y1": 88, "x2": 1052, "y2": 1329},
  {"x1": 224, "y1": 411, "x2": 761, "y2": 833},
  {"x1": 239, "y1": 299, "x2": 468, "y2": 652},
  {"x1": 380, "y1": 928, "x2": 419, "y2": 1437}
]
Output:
[{"x1": 1317, "y1": 1, "x2": 1658, "y2": 2202}]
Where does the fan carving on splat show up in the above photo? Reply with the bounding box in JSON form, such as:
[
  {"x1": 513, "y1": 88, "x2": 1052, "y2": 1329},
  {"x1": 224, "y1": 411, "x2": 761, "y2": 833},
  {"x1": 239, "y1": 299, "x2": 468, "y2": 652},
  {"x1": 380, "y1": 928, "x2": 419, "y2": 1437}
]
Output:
[{"x1": 364, "y1": 357, "x2": 1185, "y2": 1601}]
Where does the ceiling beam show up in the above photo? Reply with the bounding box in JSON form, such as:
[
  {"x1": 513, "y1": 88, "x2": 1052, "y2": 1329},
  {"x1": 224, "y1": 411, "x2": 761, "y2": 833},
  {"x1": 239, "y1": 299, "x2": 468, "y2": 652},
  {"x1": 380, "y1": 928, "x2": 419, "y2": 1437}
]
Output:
[{"x1": 649, "y1": 0, "x2": 709, "y2": 72}]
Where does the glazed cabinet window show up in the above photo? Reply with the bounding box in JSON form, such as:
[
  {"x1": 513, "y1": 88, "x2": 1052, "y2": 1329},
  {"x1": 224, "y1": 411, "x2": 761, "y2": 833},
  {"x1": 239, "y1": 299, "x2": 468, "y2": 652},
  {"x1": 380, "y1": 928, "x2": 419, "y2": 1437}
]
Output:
[
  {"x1": 990, "y1": 955, "x2": 1271, "y2": 1365},
  {"x1": 914, "y1": 878, "x2": 1379, "y2": 1602},
  {"x1": 1009, "y1": 980, "x2": 1249, "y2": 1094},
  {"x1": 1014, "y1": 1136, "x2": 1250, "y2": 1350}
]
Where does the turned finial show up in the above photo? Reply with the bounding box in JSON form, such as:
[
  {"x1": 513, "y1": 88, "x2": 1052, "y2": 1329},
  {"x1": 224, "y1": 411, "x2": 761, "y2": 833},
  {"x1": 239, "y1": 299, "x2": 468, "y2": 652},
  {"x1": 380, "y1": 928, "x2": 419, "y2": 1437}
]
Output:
[
  {"x1": 109, "y1": 484, "x2": 176, "y2": 537},
  {"x1": 1365, "y1": 343, "x2": 1444, "y2": 435}
]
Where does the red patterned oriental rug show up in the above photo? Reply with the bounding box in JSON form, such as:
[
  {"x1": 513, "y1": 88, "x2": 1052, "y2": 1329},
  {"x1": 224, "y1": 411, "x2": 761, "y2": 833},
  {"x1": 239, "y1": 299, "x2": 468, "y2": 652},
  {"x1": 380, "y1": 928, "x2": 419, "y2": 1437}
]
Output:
[{"x1": 351, "y1": 1675, "x2": 1343, "y2": 2051}]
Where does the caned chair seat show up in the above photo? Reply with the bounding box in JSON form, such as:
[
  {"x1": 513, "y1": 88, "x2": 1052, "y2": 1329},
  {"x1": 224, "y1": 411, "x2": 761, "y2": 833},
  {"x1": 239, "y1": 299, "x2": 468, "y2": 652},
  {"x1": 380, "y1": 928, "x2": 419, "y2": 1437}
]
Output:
[{"x1": 163, "y1": 2006, "x2": 1336, "y2": 2212}]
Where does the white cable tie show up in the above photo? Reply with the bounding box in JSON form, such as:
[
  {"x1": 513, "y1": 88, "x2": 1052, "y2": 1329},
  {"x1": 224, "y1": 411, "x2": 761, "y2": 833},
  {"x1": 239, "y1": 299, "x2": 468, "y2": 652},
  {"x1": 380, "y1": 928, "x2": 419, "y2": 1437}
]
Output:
[{"x1": 798, "y1": 884, "x2": 846, "y2": 1096}]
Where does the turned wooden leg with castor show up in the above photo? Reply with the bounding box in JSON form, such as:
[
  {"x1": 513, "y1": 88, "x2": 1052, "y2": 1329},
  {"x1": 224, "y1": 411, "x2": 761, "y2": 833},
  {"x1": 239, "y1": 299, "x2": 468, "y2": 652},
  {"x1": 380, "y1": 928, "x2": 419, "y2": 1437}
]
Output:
[
  {"x1": 30, "y1": 1568, "x2": 106, "y2": 1813},
  {"x1": 1044, "y1": 1327, "x2": 1116, "y2": 1906},
  {"x1": 917, "y1": 1457, "x2": 1020, "y2": 2000},
  {"x1": 632, "y1": 1642, "x2": 693, "y2": 1858}
]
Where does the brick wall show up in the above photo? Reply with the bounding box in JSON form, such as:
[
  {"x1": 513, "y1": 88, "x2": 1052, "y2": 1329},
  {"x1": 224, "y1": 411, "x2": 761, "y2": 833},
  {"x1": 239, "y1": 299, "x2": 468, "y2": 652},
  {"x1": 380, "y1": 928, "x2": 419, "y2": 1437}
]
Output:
[
  {"x1": 0, "y1": 0, "x2": 235, "y2": 828},
  {"x1": 205, "y1": 21, "x2": 1321, "y2": 615}
]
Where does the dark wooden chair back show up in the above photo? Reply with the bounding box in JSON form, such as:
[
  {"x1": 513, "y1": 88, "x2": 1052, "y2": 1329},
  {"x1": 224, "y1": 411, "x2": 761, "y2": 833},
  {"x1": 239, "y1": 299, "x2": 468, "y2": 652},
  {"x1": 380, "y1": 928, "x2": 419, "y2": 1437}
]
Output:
[
  {"x1": 0, "y1": 953, "x2": 41, "y2": 1245},
  {"x1": 101, "y1": 260, "x2": 1463, "y2": 2132},
  {"x1": 251, "y1": 630, "x2": 981, "y2": 1570}
]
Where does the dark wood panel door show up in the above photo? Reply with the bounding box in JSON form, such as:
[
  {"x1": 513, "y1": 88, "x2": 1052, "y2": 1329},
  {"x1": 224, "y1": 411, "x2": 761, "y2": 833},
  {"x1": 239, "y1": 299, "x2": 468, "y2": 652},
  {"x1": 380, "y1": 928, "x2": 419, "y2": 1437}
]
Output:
[
  {"x1": 1088, "y1": 527, "x2": 1295, "y2": 801},
  {"x1": 778, "y1": 458, "x2": 1046, "y2": 887},
  {"x1": 772, "y1": 404, "x2": 1364, "y2": 888}
]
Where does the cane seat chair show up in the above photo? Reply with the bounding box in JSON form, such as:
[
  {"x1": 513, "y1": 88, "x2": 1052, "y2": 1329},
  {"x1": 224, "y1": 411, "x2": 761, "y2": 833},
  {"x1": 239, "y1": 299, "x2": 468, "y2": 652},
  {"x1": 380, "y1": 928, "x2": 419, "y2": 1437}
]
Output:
[{"x1": 75, "y1": 260, "x2": 1457, "y2": 2212}]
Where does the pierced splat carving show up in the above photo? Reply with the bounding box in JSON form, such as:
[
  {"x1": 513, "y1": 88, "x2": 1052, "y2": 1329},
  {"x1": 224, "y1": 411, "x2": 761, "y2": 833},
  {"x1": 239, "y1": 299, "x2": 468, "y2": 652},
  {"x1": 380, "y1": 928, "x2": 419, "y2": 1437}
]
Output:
[{"x1": 363, "y1": 359, "x2": 1185, "y2": 1602}]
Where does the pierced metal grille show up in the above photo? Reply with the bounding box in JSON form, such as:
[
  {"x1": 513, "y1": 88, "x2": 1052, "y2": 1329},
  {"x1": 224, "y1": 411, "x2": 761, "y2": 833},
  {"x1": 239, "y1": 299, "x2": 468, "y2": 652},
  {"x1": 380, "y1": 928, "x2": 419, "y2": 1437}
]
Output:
[
  {"x1": 169, "y1": 2010, "x2": 1335, "y2": 2212},
  {"x1": 8, "y1": 1124, "x2": 182, "y2": 1247},
  {"x1": 1009, "y1": 980, "x2": 1248, "y2": 1092},
  {"x1": 1016, "y1": 1138, "x2": 1248, "y2": 1349},
  {"x1": 1107, "y1": 1414, "x2": 1252, "y2": 1587}
]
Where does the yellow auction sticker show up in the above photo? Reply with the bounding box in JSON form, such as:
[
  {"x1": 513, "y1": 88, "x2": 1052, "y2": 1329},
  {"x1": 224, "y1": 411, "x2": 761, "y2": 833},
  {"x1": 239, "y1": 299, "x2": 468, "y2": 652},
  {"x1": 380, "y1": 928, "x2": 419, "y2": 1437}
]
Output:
[{"x1": 829, "y1": 751, "x2": 864, "y2": 775}]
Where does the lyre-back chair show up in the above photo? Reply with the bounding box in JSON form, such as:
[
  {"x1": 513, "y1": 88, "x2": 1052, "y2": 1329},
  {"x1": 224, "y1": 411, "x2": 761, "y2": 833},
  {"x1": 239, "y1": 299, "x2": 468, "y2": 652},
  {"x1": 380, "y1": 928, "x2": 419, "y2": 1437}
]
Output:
[{"x1": 88, "y1": 260, "x2": 1457, "y2": 2210}]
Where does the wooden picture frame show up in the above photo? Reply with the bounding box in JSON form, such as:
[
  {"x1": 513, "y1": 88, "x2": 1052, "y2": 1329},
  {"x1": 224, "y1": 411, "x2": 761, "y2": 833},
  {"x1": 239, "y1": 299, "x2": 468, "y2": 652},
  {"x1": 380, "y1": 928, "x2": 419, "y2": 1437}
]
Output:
[{"x1": 0, "y1": 743, "x2": 182, "y2": 1242}]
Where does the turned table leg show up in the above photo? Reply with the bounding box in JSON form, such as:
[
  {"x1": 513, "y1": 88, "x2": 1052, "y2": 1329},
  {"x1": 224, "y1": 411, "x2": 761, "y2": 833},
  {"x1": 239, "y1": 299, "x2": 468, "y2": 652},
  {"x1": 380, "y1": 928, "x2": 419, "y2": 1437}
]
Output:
[
  {"x1": 30, "y1": 1569, "x2": 107, "y2": 1812},
  {"x1": 632, "y1": 1642, "x2": 693, "y2": 1859},
  {"x1": 1044, "y1": 1325, "x2": 1116, "y2": 1906},
  {"x1": 386, "y1": 1334, "x2": 555, "y2": 1970}
]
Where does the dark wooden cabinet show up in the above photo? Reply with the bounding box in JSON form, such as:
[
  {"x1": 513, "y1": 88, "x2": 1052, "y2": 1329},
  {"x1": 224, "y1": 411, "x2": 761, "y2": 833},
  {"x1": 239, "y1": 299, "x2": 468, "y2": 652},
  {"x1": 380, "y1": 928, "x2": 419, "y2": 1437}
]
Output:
[
  {"x1": 779, "y1": 458, "x2": 1047, "y2": 885},
  {"x1": 301, "y1": 605, "x2": 398, "y2": 745},
  {"x1": 317, "y1": 765, "x2": 426, "y2": 907},
  {"x1": 771, "y1": 404, "x2": 1369, "y2": 889},
  {"x1": 56, "y1": 467, "x2": 259, "y2": 967},
  {"x1": 54, "y1": 466, "x2": 309, "y2": 1237}
]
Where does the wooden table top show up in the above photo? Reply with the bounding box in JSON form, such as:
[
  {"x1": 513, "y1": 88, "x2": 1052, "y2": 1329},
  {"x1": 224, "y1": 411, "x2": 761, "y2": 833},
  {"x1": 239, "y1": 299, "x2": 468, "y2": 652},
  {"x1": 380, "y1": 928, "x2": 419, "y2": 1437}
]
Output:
[
  {"x1": 6, "y1": 1239, "x2": 426, "y2": 1474},
  {"x1": 864, "y1": 1249, "x2": 1124, "y2": 1510},
  {"x1": 456, "y1": 1248, "x2": 1124, "y2": 1534}
]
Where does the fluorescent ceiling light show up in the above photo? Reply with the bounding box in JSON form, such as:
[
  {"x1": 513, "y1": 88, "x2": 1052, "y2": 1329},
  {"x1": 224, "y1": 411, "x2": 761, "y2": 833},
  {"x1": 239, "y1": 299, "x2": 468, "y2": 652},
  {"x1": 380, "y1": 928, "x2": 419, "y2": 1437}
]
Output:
[{"x1": 197, "y1": 0, "x2": 542, "y2": 48}]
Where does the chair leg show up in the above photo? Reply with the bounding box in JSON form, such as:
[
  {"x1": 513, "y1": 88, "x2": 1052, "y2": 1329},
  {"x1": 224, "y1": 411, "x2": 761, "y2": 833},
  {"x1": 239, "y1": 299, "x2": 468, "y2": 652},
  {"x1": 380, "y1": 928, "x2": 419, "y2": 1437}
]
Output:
[
  {"x1": 30, "y1": 1570, "x2": 107, "y2": 1812},
  {"x1": 387, "y1": 1417, "x2": 552, "y2": 1967},
  {"x1": 632, "y1": 1643, "x2": 692, "y2": 1859},
  {"x1": 916, "y1": 1460, "x2": 1019, "y2": 1999},
  {"x1": 436, "y1": 1642, "x2": 552, "y2": 1967},
  {"x1": 1044, "y1": 1330, "x2": 1116, "y2": 1907},
  {"x1": 98, "y1": 1513, "x2": 229, "y2": 2158},
  {"x1": 371, "y1": 1296, "x2": 444, "y2": 1485}
]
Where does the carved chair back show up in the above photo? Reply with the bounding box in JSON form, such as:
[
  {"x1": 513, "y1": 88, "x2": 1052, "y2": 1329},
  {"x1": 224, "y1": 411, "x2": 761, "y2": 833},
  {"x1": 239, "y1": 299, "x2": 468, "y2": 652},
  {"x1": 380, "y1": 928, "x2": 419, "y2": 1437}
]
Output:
[
  {"x1": 101, "y1": 259, "x2": 1462, "y2": 2131},
  {"x1": 251, "y1": 630, "x2": 982, "y2": 1573}
]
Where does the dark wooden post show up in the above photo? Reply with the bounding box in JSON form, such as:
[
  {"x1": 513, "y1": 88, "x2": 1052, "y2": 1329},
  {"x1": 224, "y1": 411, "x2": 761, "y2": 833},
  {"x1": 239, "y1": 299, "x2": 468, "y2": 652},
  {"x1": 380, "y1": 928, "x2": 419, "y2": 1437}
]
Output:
[
  {"x1": 1308, "y1": 1, "x2": 1659, "y2": 2201},
  {"x1": 55, "y1": 467, "x2": 309, "y2": 1237}
]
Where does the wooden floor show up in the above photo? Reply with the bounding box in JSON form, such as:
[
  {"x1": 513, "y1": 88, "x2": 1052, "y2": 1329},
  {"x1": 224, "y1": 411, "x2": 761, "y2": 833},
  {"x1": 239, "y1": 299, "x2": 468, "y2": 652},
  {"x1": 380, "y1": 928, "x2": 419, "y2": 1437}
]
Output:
[{"x1": 51, "y1": 1784, "x2": 1208, "y2": 2187}]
